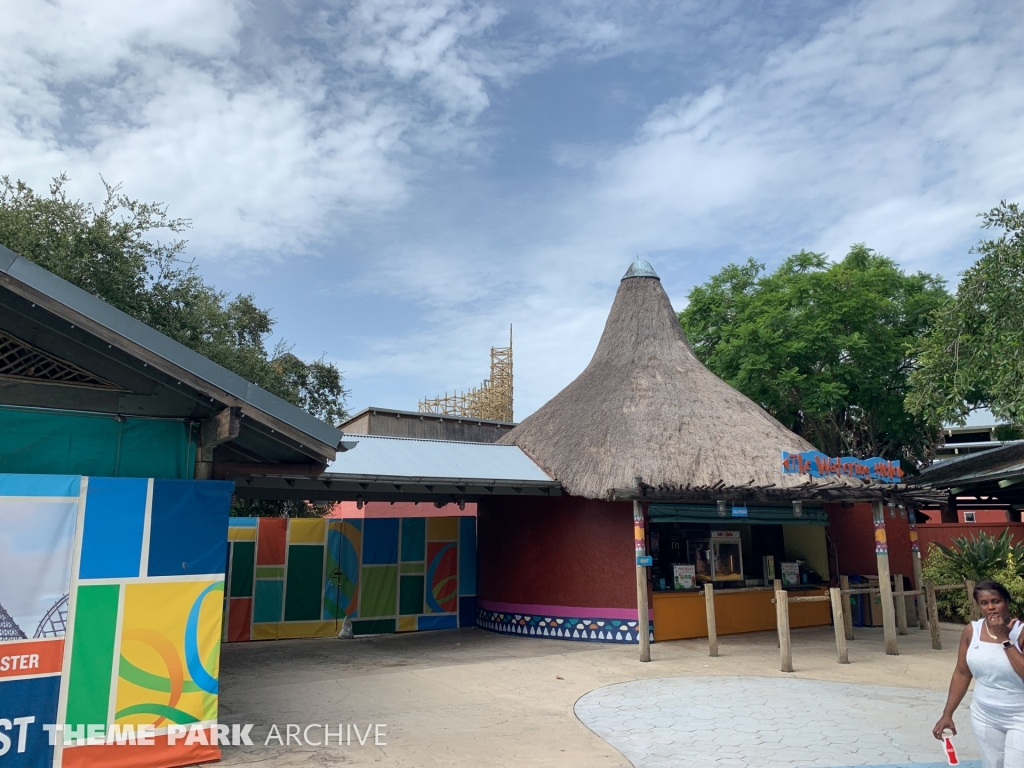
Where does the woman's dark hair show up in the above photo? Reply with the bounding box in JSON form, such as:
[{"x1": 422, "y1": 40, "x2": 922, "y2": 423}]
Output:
[{"x1": 974, "y1": 580, "x2": 1012, "y2": 604}]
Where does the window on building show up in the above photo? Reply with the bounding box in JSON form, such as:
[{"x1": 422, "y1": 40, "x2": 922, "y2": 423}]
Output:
[{"x1": 964, "y1": 511, "x2": 977, "y2": 523}]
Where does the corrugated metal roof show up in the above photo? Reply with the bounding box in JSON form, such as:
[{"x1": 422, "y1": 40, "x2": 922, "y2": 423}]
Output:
[
  {"x1": 325, "y1": 434, "x2": 555, "y2": 484},
  {"x1": 0, "y1": 244, "x2": 344, "y2": 455}
]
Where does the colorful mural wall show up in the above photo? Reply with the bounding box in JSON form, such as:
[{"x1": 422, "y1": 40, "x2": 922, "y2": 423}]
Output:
[
  {"x1": 0, "y1": 473, "x2": 232, "y2": 768},
  {"x1": 224, "y1": 516, "x2": 476, "y2": 641}
]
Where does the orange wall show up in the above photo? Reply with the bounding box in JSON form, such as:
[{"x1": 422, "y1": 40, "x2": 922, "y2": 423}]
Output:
[{"x1": 653, "y1": 588, "x2": 831, "y2": 642}]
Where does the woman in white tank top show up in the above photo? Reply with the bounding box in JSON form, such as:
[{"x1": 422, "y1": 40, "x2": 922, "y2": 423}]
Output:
[{"x1": 934, "y1": 580, "x2": 1024, "y2": 768}]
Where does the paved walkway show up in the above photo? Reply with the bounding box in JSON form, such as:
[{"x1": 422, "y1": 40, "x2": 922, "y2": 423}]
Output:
[
  {"x1": 575, "y1": 676, "x2": 980, "y2": 768},
  {"x1": 213, "y1": 623, "x2": 972, "y2": 766}
]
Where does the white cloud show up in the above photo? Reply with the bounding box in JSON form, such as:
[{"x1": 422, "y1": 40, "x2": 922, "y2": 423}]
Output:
[
  {"x1": 3, "y1": 0, "x2": 1022, "y2": 419},
  {"x1": 328, "y1": 0, "x2": 1024, "y2": 417}
]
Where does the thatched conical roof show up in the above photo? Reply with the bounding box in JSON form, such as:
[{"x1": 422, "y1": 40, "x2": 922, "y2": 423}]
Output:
[{"x1": 501, "y1": 260, "x2": 868, "y2": 501}]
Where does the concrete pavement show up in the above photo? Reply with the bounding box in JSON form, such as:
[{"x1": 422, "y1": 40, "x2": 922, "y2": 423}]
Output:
[{"x1": 213, "y1": 622, "x2": 973, "y2": 767}]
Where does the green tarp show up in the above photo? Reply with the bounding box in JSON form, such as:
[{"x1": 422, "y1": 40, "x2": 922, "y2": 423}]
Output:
[{"x1": 0, "y1": 405, "x2": 197, "y2": 479}]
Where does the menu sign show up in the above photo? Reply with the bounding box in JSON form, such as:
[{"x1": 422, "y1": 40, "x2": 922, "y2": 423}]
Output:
[
  {"x1": 673, "y1": 564, "x2": 696, "y2": 590},
  {"x1": 781, "y1": 561, "x2": 800, "y2": 586}
]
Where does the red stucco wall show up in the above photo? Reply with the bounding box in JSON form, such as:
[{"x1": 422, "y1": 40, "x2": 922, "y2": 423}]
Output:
[
  {"x1": 825, "y1": 502, "x2": 914, "y2": 579},
  {"x1": 918, "y1": 523, "x2": 1024, "y2": 556},
  {"x1": 477, "y1": 495, "x2": 636, "y2": 610}
]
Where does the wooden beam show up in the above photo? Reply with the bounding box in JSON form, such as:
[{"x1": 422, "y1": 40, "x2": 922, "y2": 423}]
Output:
[
  {"x1": 200, "y1": 406, "x2": 241, "y2": 452},
  {"x1": 830, "y1": 587, "x2": 849, "y2": 664},
  {"x1": 926, "y1": 582, "x2": 943, "y2": 650},
  {"x1": 894, "y1": 573, "x2": 909, "y2": 635},
  {"x1": 967, "y1": 580, "x2": 981, "y2": 620},
  {"x1": 776, "y1": 589, "x2": 793, "y2": 672},
  {"x1": 633, "y1": 486, "x2": 651, "y2": 663},
  {"x1": 705, "y1": 584, "x2": 718, "y2": 657},
  {"x1": 839, "y1": 575, "x2": 855, "y2": 641},
  {"x1": 873, "y1": 500, "x2": 900, "y2": 656},
  {"x1": 213, "y1": 461, "x2": 327, "y2": 479}
]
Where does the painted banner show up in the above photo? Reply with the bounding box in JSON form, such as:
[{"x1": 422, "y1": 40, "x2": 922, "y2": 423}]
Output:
[
  {"x1": 0, "y1": 474, "x2": 232, "y2": 768},
  {"x1": 224, "y1": 515, "x2": 476, "y2": 641},
  {"x1": 0, "y1": 475, "x2": 78, "y2": 768},
  {"x1": 781, "y1": 450, "x2": 904, "y2": 484}
]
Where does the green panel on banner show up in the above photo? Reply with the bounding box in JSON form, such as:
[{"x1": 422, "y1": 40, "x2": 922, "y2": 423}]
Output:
[
  {"x1": 401, "y1": 517, "x2": 425, "y2": 562},
  {"x1": 0, "y1": 405, "x2": 196, "y2": 478},
  {"x1": 399, "y1": 575, "x2": 425, "y2": 615},
  {"x1": 360, "y1": 565, "x2": 398, "y2": 618},
  {"x1": 352, "y1": 618, "x2": 396, "y2": 636},
  {"x1": 284, "y1": 545, "x2": 325, "y2": 621},
  {"x1": 66, "y1": 584, "x2": 121, "y2": 729},
  {"x1": 400, "y1": 562, "x2": 424, "y2": 574},
  {"x1": 230, "y1": 541, "x2": 256, "y2": 598}
]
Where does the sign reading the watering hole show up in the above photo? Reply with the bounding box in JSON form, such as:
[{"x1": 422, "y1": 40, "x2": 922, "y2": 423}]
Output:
[{"x1": 781, "y1": 450, "x2": 904, "y2": 484}]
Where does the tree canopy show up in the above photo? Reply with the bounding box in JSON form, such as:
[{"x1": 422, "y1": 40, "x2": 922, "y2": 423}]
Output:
[
  {"x1": 907, "y1": 201, "x2": 1024, "y2": 428},
  {"x1": 679, "y1": 246, "x2": 949, "y2": 467},
  {"x1": 0, "y1": 174, "x2": 348, "y2": 424}
]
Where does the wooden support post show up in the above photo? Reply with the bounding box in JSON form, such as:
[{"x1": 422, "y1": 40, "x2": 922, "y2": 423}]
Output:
[
  {"x1": 966, "y1": 580, "x2": 980, "y2": 621},
  {"x1": 633, "y1": 488, "x2": 651, "y2": 663},
  {"x1": 926, "y1": 582, "x2": 942, "y2": 650},
  {"x1": 839, "y1": 575, "x2": 855, "y2": 641},
  {"x1": 909, "y1": 511, "x2": 928, "y2": 630},
  {"x1": 775, "y1": 589, "x2": 793, "y2": 673},
  {"x1": 830, "y1": 587, "x2": 849, "y2": 664},
  {"x1": 774, "y1": 578, "x2": 783, "y2": 647},
  {"x1": 705, "y1": 584, "x2": 718, "y2": 657},
  {"x1": 894, "y1": 574, "x2": 909, "y2": 635},
  {"x1": 873, "y1": 500, "x2": 899, "y2": 655}
]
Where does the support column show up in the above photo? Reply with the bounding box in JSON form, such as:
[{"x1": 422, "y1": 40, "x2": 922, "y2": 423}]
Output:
[
  {"x1": 633, "y1": 484, "x2": 651, "y2": 663},
  {"x1": 874, "y1": 500, "x2": 899, "y2": 655},
  {"x1": 909, "y1": 510, "x2": 927, "y2": 630}
]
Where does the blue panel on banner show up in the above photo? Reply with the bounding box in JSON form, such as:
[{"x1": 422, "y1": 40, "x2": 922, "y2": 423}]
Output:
[
  {"x1": 0, "y1": 474, "x2": 80, "y2": 498},
  {"x1": 79, "y1": 477, "x2": 148, "y2": 579},
  {"x1": 418, "y1": 614, "x2": 458, "y2": 631},
  {"x1": 362, "y1": 518, "x2": 399, "y2": 565},
  {"x1": 458, "y1": 516, "x2": 476, "y2": 596},
  {"x1": 0, "y1": 675, "x2": 61, "y2": 768},
  {"x1": 458, "y1": 595, "x2": 476, "y2": 628},
  {"x1": 148, "y1": 480, "x2": 233, "y2": 577}
]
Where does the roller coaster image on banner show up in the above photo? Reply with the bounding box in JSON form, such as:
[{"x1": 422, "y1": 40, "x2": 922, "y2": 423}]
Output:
[{"x1": 0, "y1": 474, "x2": 232, "y2": 768}]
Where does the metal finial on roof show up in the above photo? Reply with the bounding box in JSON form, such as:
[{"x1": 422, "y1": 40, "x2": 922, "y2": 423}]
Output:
[{"x1": 622, "y1": 259, "x2": 660, "y2": 281}]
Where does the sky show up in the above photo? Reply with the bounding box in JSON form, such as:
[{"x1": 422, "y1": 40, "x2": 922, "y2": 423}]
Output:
[{"x1": 2, "y1": 0, "x2": 1022, "y2": 420}]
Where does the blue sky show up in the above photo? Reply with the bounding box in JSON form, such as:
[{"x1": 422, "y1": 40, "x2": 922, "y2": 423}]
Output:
[{"x1": 2, "y1": 0, "x2": 1022, "y2": 419}]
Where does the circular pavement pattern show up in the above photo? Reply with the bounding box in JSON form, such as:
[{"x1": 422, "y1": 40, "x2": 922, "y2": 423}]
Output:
[{"x1": 574, "y1": 676, "x2": 982, "y2": 768}]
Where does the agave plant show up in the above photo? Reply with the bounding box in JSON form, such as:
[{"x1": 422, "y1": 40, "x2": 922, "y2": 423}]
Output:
[{"x1": 934, "y1": 530, "x2": 1024, "y2": 581}]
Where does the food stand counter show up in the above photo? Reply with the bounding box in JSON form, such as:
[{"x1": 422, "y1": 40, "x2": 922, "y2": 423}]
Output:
[{"x1": 652, "y1": 585, "x2": 831, "y2": 642}]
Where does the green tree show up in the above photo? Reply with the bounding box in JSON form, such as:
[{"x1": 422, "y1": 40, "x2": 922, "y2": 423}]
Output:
[
  {"x1": 0, "y1": 174, "x2": 348, "y2": 424},
  {"x1": 679, "y1": 245, "x2": 949, "y2": 466},
  {"x1": 907, "y1": 201, "x2": 1024, "y2": 427},
  {"x1": 0, "y1": 175, "x2": 348, "y2": 518}
]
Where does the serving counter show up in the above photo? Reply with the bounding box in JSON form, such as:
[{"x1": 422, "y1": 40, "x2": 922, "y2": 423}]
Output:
[{"x1": 652, "y1": 585, "x2": 831, "y2": 642}]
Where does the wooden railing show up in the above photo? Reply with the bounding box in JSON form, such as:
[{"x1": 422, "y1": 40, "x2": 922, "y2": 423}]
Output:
[{"x1": 700, "y1": 576, "x2": 978, "y2": 672}]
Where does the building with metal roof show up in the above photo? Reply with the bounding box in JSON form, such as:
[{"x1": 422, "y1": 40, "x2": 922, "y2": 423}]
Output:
[
  {"x1": 0, "y1": 243, "x2": 350, "y2": 478},
  {"x1": 911, "y1": 442, "x2": 1024, "y2": 522},
  {"x1": 339, "y1": 406, "x2": 515, "y2": 443},
  {"x1": 232, "y1": 433, "x2": 560, "y2": 504}
]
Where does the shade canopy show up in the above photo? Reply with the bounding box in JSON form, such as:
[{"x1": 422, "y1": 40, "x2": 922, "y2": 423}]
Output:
[{"x1": 501, "y1": 261, "x2": 872, "y2": 501}]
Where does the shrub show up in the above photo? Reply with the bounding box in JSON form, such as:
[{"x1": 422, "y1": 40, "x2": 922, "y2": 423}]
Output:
[{"x1": 922, "y1": 531, "x2": 1024, "y2": 622}]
